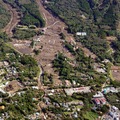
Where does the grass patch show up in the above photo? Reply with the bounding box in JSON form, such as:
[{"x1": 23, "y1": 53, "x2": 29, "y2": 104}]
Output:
[{"x1": 83, "y1": 111, "x2": 98, "y2": 120}]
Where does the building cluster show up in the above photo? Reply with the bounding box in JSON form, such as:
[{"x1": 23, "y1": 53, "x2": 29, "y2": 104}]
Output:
[
  {"x1": 108, "y1": 106, "x2": 120, "y2": 120},
  {"x1": 92, "y1": 92, "x2": 106, "y2": 106},
  {"x1": 64, "y1": 86, "x2": 91, "y2": 96},
  {"x1": 92, "y1": 87, "x2": 120, "y2": 120},
  {"x1": 103, "y1": 106, "x2": 120, "y2": 120}
]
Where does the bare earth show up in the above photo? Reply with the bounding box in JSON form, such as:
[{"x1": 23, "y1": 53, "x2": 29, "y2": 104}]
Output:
[
  {"x1": 111, "y1": 66, "x2": 120, "y2": 81},
  {"x1": 3, "y1": 0, "x2": 96, "y2": 86}
]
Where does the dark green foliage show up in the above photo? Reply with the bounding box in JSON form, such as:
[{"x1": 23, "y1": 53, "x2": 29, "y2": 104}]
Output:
[
  {"x1": 53, "y1": 53, "x2": 72, "y2": 79},
  {"x1": 64, "y1": 42, "x2": 75, "y2": 54},
  {"x1": 4, "y1": 0, "x2": 45, "y2": 27},
  {"x1": 59, "y1": 32, "x2": 66, "y2": 39},
  {"x1": 0, "y1": 32, "x2": 10, "y2": 41},
  {"x1": 21, "y1": 3, "x2": 45, "y2": 27},
  {"x1": 20, "y1": 55, "x2": 37, "y2": 66},
  {"x1": 53, "y1": 50, "x2": 106, "y2": 87},
  {"x1": 103, "y1": 5, "x2": 117, "y2": 28},
  {"x1": 33, "y1": 49, "x2": 40, "y2": 55},
  {"x1": 20, "y1": 12, "x2": 40, "y2": 27},
  {"x1": 111, "y1": 36, "x2": 120, "y2": 63},
  {"x1": 2, "y1": 89, "x2": 44, "y2": 119},
  {"x1": 0, "y1": 4, "x2": 11, "y2": 29},
  {"x1": 77, "y1": 0, "x2": 91, "y2": 14},
  {"x1": 13, "y1": 28, "x2": 37, "y2": 39},
  {"x1": 77, "y1": 37, "x2": 109, "y2": 60},
  {"x1": 0, "y1": 41, "x2": 39, "y2": 81},
  {"x1": 100, "y1": 105, "x2": 110, "y2": 114},
  {"x1": 105, "y1": 93, "x2": 120, "y2": 109},
  {"x1": 47, "y1": 0, "x2": 119, "y2": 60}
]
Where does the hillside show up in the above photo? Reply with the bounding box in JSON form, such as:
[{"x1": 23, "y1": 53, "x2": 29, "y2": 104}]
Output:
[
  {"x1": 46, "y1": 0, "x2": 120, "y2": 61},
  {"x1": 47, "y1": 0, "x2": 120, "y2": 31},
  {"x1": 0, "y1": 1, "x2": 11, "y2": 30},
  {"x1": 0, "y1": 0, "x2": 120, "y2": 120},
  {"x1": 2, "y1": 0, "x2": 45, "y2": 39}
]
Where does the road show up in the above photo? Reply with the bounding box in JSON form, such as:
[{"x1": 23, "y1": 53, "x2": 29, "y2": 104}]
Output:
[{"x1": 38, "y1": 63, "x2": 44, "y2": 89}]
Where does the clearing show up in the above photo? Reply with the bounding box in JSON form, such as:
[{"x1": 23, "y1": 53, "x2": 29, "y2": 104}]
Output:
[{"x1": 111, "y1": 66, "x2": 120, "y2": 81}]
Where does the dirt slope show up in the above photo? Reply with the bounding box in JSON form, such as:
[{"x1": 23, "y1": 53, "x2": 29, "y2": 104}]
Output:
[{"x1": 34, "y1": 0, "x2": 96, "y2": 86}]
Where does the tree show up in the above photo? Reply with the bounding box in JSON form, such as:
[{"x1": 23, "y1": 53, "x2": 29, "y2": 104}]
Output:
[
  {"x1": 30, "y1": 40, "x2": 35, "y2": 48},
  {"x1": 101, "y1": 105, "x2": 109, "y2": 114},
  {"x1": 33, "y1": 49, "x2": 40, "y2": 55}
]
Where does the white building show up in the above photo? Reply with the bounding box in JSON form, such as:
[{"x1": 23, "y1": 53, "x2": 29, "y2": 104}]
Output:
[{"x1": 76, "y1": 32, "x2": 87, "y2": 36}]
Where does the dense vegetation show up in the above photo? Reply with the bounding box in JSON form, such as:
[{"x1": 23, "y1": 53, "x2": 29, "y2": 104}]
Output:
[
  {"x1": 13, "y1": 28, "x2": 37, "y2": 39},
  {"x1": 53, "y1": 49, "x2": 107, "y2": 89},
  {"x1": 0, "y1": 39, "x2": 39, "y2": 81},
  {"x1": 0, "y1": 33, "x2": 42, "y2": 119},
  {"x1": 0, "y1": 89, "x2": 44, "y2": 119},
  {"x1": 105, "y1": 93, "x2": 120, "y2": 109},
  {"x1": 3, "y1": 0, "x2": 45, "y2": 27},
  {"x1": 47, "y1": 0, "x2": 120, "y2": 60},
  {"x1": 111, "y1": 35, "x2": 120, "y2": 64},
  {"x1": 0, "y1": 3, "x2": 11, "y2": 29}
]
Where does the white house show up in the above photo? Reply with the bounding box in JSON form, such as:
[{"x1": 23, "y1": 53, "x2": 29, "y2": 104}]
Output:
[{"x1": 76, "y1": 32, "x2": 87, "y2": 36}]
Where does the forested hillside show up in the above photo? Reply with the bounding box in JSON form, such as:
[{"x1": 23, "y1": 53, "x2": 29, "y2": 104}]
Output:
[
  {"x1": 46, "y1": 0, "x2": 120, "y2": 61},
  {"x1": 0, "y1": 3, "x2": 11, "y2": 29},
  {"x1": 3, "y1": 0, "x2": 45, "y2": 27},
  {"x1": 2, "y1": 0, "x2": 45, "y2": 39}
]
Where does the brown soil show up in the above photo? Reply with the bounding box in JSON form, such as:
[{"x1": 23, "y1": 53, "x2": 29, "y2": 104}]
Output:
[
  {"x1": 34, "y1": 0, "x2": 96, "y2": 86},
  {"x1": 111, "y1": 66, "x2": 120, "y2": 81},
  {"x1": 10, "y1": 0, "x2": 97, "y2": 87},
  {"x1": 106, "y1": 36, "x2": 117, "y2": 42},
  {"x1": 4, "y1": 80, "x2": 23, "y2": 94}
]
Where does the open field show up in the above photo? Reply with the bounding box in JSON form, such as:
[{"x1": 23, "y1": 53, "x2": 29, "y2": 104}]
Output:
[
  {"x1": 4, "y1": 80, "x2": 23, "y2": 94},
  {"x1": 111, "y1": 66, "x2": 120, "y2": 81}
]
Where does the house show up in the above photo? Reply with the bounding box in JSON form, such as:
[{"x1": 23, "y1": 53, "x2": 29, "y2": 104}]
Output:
[
  {"x1": 93, "y1": 91, "x2": 104, "y2": 98},
  {"x1": 102, "y1": 87, "x2": 118, "y2": 94},
  {"x1": 111, "y1": 106, "x2": 118, "y2": 111},
  {"x1": 65, "y1": 80, "x2": 71, "y2": 87},
  {"x1": 76, "y1": 32, "x2": 87, "y2": 36},
  {"x1": 93, "y1": 98, "x2": 100, "y2": 105},
  {"x1": 108, "y1": 106, "x2": 120, "y2": 119},
  {"x1": 72, "y1": 112, "x2": 78, "y2": 118},
  {"x1": 96, "y1": 68, "x2": 105, "y2": 73},
  {"x1": 32, "y1": 86, "x2": 39, "y2": 89},
  {"x1": 99, "y1": 98, "x2": 106, "y2": 105},
  {"x1": 3, "y1": 61, "x2": 9, "y2": 66},
  {"x1": 64, "y1": 86, "x2": 91, "y2": 96}
]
